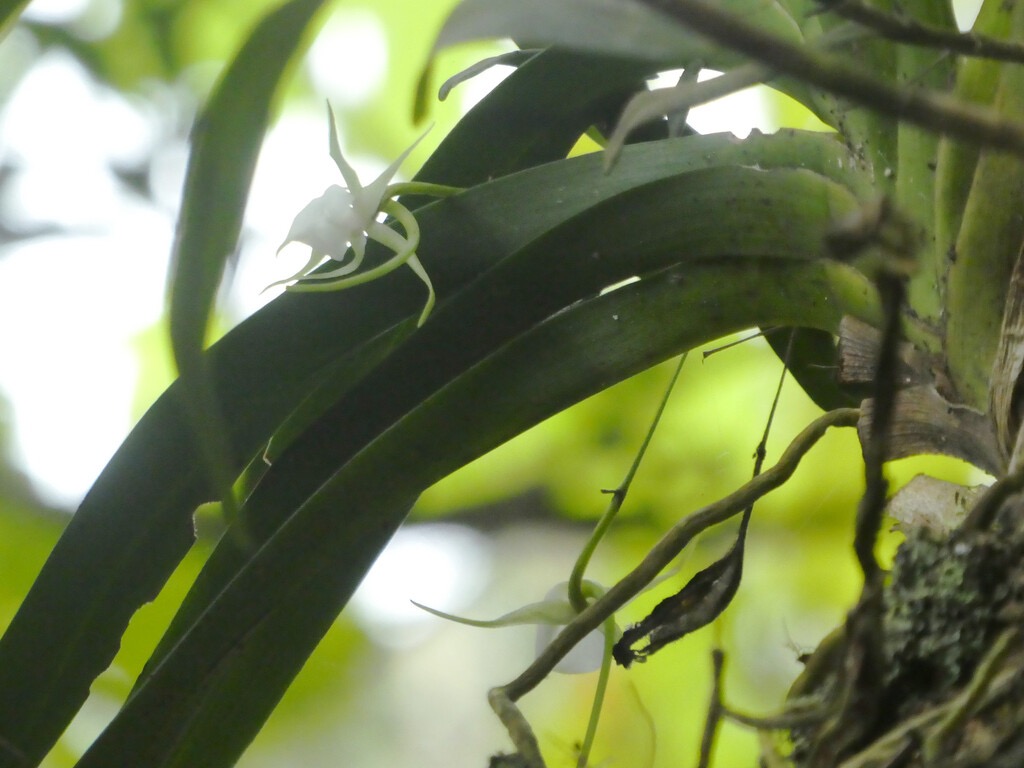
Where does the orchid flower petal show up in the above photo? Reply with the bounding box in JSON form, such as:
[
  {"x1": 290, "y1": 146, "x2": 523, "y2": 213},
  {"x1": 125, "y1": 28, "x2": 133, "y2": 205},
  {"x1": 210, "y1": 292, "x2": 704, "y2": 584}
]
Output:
[
  {"x1": 286, "y1": 260, "x2": 371, "y2": 285},
  {"x1": 534, "y1": 583, "x2": 616, "y2": 674},
  {"x1": 262, "y1": 250, "x2": 326, "y2": 292},
  {"x1": 326, "y1": 103, "x2": 362, "y2": 192},
  {"x1": 288, "y1": 199, "x2": 436, "y2": 325},
  {"x1": 367, "y1": 126, "x2": 431, "y2": 208},
  {"x1": 373, "y1": 201, "x2": 435, "y2": 325},
  {"x1": 286, "y1": 248, "x2": 414, "y2": 293},
  {"x1": 290, "y1": 216, "x2": 414, "y2": 286},
  {"x1": 279, "y1": 185, "x2": 363, "y2": 261},
  {"x1": 365, "y1": 218, "x2": 414, "y2": 254},
  {"x1": 326, "y1": 103, "x2": 431, "y2": 220},
  {"x1": 535, "y1": 621, "x2": 609, "y2": 674},
  {"x1": 291, "y1": 241, "x2": 369, "y2": 281},
  {"x1": 411, "y1": 598, "x2": 578, "y2": 629},
  {"x1": 271, "y1": 103, "x2": 444, "y2": 325},
  {"x1": 404, "y1": 254, "x2": 436, "y2": 327},
  {"x1": 414, "y1": 581, "x2": 615, "y2": 675}
]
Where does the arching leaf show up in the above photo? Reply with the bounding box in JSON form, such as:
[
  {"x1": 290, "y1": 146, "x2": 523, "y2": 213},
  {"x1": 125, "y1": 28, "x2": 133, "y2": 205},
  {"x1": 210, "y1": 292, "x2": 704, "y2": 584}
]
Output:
[{"x1": 79, "y1": 257, "x2": 877, "y2": 768}]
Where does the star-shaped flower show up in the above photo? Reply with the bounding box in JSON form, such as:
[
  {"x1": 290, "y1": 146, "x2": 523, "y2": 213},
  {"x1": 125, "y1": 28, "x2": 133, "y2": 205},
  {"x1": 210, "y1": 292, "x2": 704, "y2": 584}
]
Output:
[{"x1": 271, "y1": 104, "x2": 457, "y2": 326}]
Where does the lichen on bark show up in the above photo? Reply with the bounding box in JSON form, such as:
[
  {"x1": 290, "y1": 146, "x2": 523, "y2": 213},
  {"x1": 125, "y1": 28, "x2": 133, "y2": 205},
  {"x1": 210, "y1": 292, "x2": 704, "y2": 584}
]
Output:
[{"x1": 882, "y1": 526, "x2": 1021, "y2": 718}]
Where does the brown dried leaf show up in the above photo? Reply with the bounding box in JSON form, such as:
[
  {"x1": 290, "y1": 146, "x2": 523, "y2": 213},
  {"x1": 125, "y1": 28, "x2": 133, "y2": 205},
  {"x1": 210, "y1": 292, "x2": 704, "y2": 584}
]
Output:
[{"x1": 858, "y1": 385, "x2": 1001, "y2": 474}]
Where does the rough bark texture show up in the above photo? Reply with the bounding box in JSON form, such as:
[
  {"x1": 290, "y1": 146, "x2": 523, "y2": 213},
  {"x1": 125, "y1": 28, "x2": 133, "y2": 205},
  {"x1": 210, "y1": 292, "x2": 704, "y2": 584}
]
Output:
[{"x1": 786, "y1": 512, "x2": 1024, "y2": 767}]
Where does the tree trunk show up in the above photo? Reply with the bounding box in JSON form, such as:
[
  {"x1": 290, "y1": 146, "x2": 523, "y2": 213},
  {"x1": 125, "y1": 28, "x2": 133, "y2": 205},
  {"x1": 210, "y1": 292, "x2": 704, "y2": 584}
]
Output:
[{"x1": 787, "y1": 505, "x2": 1024, "y2": 767}]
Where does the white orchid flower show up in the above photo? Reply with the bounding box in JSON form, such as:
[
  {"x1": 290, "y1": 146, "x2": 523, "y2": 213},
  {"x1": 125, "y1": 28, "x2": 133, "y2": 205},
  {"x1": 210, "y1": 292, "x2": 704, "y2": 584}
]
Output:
[
  {"x1": 270, "y1": 104, "x2": 459, "y2": 327},
  {"x1": 413, "y1": 580, "x2": 614, "y2": 674},
  {"x1": 532, "y1": 582, "x2": 613, "y2": 673},
  {"x1": 413, "y1": 564, "x2": 683, "y2": 674}
]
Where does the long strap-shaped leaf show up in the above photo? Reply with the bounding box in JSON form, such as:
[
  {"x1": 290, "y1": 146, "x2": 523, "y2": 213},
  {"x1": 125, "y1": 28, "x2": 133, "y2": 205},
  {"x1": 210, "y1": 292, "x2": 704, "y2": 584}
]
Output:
[
  {"x1": 78, "y1": 257, "x2": 877, "y2": 768},
  {"x1": 0, "y1": 1, "x2": 329, "y2": 764},
  {"x1": 167, "y1": 0, "x2": 326, "y2": 370},
  {"x1": 944, "y1": 0, "x2": 1024, "y2": 409},
  {"x1": 167, "y1": 0, "x2": 330, "y2": 590},
  {"x1": 428, "y1": 0, "x2": 803, "y2": 71},
  {"x1": 933, "y1": 0, "x2": 1015, "y2": 288},
  {"x1": 894, "y1": 0, "x2": 957, "y2": 325},
  {"x1": 144, "y1": 145, "x2": 871, "y2": 672},
  {"x1": 0, "y1": 48, "x2": 739, "y2": 768},
  {"x1": 0, "y1": 0, "x2": 28, "y2": 39},
  {"x1": 424, "y1": 0, "x2": 848, "y2": 137},
  {"x1": 92, "y1": 165, "x2": 877, "y2": 764}
]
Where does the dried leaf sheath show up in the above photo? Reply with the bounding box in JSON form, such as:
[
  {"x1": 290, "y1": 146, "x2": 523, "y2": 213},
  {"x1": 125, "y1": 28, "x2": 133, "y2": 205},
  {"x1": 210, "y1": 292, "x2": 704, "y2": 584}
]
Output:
[
  {"x1": 611, "y1": 326, "x2": 796, "y2": 670},
  {"x1": 612, "y1": 506, "x2": 751, "y2": 668}
]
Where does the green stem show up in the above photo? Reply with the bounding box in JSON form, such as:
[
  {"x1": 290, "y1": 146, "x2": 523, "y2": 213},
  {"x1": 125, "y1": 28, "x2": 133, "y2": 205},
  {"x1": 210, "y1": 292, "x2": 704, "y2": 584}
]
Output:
[
  {"x1": 633, "y1": 0, "x2": 1024, "y2": 155},
  {"x1": 388, "y1": 181, "x2": 463, "y2": 198},
  {"x1": 814, "y1": 0, "x2": 1024, "y2": 65},
  {"x1": 697, "y1": 649, "x2": 725, "y2": 768},
  {"x1": 503, "y1": 407, "x2": 860, "y2": 702},
  {"x1": 576, "y1": 615, "x2": 616, "y2": 768},
  {"x1": 567, "y1": 354, "x2": 687, "y2": 612}
]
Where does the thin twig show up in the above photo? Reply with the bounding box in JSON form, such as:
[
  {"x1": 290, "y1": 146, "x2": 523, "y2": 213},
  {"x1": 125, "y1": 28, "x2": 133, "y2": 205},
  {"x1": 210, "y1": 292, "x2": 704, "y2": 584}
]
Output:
[
  {"x1": 568, "y1": 354, "x2": 687, "y2": 612},
  {"x1": 815, "y1": 0, "x2": 1024, "y2": 66},
  {"x1": 853, "y1": 273, "x2": 903, "y2": 585},
  {"x1": 575, "y1": 616, "x2": 616, "y2": 768},
  {"x1": 754, "y1": 330, "x2": 794, "y2": 477},
  {"x1": 817, "y1": 212, "x2": 912, "y2": 762},
  {"x1": 702, "y1": 328, "x2": 776, "y2": 359},
  {"x1": 960, "y1": 461, "x2": 1024, "y2": 532},
  {"x1": 493, "y1": 357, "x2": 688, "y2": 767},
  {"x1": 570, "y1": 356, "x2": 687, "y2": 766},
  {"x1": 723, "y1": 699, "x2": 828, "y2": 730},
  {"x1": 697, "y1": 649, "x2": 726, "y2": 768},
  {"x1": 690, "y1": 338, "x2": 793, "y2": 767},
  {"x1": 488, "y1": 688, "x2": 545, "y2": 768},
  {"x1": 496, "y1": 407, "x2": 859, "y2": 703},
  {"x1": 632, "y1": 0, "x2": 1024, "y2": 156},
  {"x1": 612, "y1": 337, "x2": 792, "y2": 667}
]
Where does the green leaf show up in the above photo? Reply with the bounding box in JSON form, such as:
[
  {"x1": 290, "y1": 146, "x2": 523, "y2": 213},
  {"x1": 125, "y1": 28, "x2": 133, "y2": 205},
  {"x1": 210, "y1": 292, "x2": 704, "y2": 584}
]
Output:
[
  {"x1": 169, "y1": 0, "x2": 327, "y2": 363},
  {"x1": 79, "y1": 256, "x2": 876, "y2": 768},
  {"x1": 0, "y1": 0, "x2": 29, "y2": 40},
  {"x1": 166, "y1": 0, "x2": 328, "y2": 533},
  {"x1": 218, "y1": 165, "x2": 866, "y2": 558},
  {"x1": 946, "y1": 0, "x2": 1024, "y2": 409},
  {"x1": 144, "y1": 129, "x2": 872, "y2": 678},
  {"x1": 0, "y1": 51, "x2": 690, "y2": 766},
  {"x1": 83, "y1": 149, "x2": 879, "y2": 765},
  {"x1": 0, "y1": 107, "x2": 868, "y2": 768},
  {"x1": 0, "y1": 0, "x2": 328, "y2": 762},
  {"x1": 896, "y1": 0, "x2": 957, "y2": 326},
  {"x1": 765, "y1": 326, "x2": 860, "y2": 411},
  {"x1": 428, "y1": 0, "x2": 802, "y2": 69}
]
